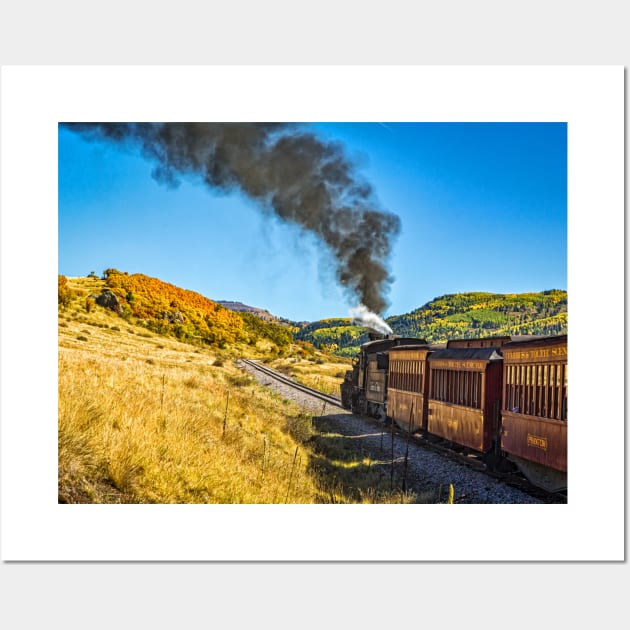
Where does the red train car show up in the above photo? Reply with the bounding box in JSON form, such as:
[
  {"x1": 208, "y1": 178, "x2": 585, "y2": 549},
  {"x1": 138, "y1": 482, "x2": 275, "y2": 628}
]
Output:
[
  {"x1": 387, "y1": 345, "x2": 432, "y2": 432},
  {"x1": 427, "y1": 347, "x2": 504, "y2": 452},
  {"x1": 500, "y1": 335, "x2": 567, "y2": 492}
]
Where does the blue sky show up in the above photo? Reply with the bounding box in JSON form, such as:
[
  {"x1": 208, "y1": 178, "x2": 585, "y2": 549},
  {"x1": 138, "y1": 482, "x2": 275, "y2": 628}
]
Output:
[{"x1": 58, "y1": 122, "x2": 567, "y2": 322}]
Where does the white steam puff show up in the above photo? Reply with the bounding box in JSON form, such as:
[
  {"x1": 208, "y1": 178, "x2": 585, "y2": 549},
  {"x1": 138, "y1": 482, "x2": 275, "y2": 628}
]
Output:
[{"x1": 349, "y1": 304, "x2": 393, "y2": 335}]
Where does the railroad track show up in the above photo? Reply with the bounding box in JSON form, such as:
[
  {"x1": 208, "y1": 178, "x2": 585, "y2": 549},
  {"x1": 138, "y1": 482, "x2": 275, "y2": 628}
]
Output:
[{"x1": 239, "y1": 358, "x2": 345, "y2": 410}]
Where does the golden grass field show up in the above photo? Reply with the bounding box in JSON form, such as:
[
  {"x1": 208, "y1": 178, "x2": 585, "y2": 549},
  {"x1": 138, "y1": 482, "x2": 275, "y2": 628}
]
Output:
[{"x1": 59, "y1": 276, "x2": 421, "y2": 504}]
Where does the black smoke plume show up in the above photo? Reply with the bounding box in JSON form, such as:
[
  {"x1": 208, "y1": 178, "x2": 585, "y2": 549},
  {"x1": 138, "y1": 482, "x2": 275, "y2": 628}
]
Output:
[{"x1": 62, "y1": 122, "x2": 400, "y2": 314}]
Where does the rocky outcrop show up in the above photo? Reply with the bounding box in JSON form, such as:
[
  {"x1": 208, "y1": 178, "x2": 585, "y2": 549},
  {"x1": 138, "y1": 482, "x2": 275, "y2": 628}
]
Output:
[
  {"x1": 161, "y1": 311, "x2": 185, "y2": 324},
  {"x1": 95, "y1": 290, "x2": 123, "y2": 315}
]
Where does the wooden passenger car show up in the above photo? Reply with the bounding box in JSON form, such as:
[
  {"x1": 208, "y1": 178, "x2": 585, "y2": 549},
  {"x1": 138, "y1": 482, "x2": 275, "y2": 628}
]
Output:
[
  {"x1": 427, "y1": 348, "x2": 504, "y2": 452},
  {"x1": 387, "y1": 345, "x2": 432, "y2": 432},
  {"x1": 500, "y1": 335, "x2": 567, "y2": 492}
]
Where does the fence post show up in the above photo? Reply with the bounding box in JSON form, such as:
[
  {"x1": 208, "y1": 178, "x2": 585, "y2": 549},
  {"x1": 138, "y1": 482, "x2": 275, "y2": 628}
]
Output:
[
  {"x1": 160, "y1": 374, "x2": 166, "y2": 431},
  {"x1": 285, "y1": 446, "x2": 299, "y2": 503},
  {"x1": 390, "y1": 414, "x2": 395, "y2": 490},
  {"x1": 402, "y1": 402, "x2": 414, "y2": 492},
  {"x1": 262, "y1": 436, "x2": 267, "y2": 476},
  {"x1": 222, "y1": 390, "x2": 230, "y2": 437}
]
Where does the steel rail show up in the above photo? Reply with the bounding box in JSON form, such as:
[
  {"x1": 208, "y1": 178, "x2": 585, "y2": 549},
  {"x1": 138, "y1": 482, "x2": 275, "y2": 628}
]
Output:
[{"x1": 239, "y1": 358, "x2": 345, "y2": 409}]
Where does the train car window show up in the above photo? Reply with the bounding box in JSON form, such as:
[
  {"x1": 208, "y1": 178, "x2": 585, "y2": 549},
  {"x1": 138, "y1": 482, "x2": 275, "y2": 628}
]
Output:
[
  {"x1": 539, "y1": 365, "x2": 545, "y2": 416},
  {"x1": 550, "y1": 364, "x2": 556, "y2": 419},
  {"x1": 531, "y1": 365, "x2": 536, "y2": 415},
  {"x1": 412, "y1": 360, "x2": 416, "y2": 392},
  {"x1": 562, "y1": 364, "x2": 568, "y2": 421},
  {"x1": 409, "y1": 361, "x2": 416, "y2": 392},
  {"x1": 454, "y1": 371, "x2": 459, "y2": 404},
  {"x1": 473, "y1": 372, "x2": 479, "y2": 407},
  {"x1": 443, "y1": 370, "x2": 451, "y2": 400},
  {"x1": 523, "y1": 366, "x2": 528, "y2": 411},
  {"x1": 445, "y1": 370, "x2": 449, "y2": 402},
  {"x1": 531, "y1": 365, "x2": 537, "y2": 415},
  {"x1": 541, "y1": 365, "x2": 548, "y2": 417},
  {"x1": 462, "y1": 371, "x2": 468, "y2": 406},
  {"x1": 461, "y1": 372, "x2": 468, "y2": 406},
  {"x1": 527, "y1": 365, "x2": 532, "y2": 414},
  {"x1": 555, "y1": 364, "x2": 562, "y2": 420},
  {"x1": 503, "y1": 365, "x2": 512, "y2": 409}
]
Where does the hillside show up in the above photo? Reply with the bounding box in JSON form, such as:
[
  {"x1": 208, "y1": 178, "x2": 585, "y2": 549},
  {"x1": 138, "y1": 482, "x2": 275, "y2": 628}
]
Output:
[
  {"x1": 388, "y1": 290, "x2": 567, "y2": 341},
  {"x1": 295, "y1": 318, "x2": 371, "y2": 356},
  {"x1": 70, "y1": 269, "x2": 294, "y2": 351},
  {"x1": 297, "y1": 290, "x2": 568, "y2": 355}
]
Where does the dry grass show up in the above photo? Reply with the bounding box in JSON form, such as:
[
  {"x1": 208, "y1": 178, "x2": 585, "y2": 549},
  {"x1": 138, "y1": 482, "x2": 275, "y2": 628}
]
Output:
[
  {"x1": 59, "y1": 281, "x2": 320, "y2": 503},
  {"x1": 59, "y1": 340, "x2": 320, "y2": 502},
  {"x1": 59, "y1": 276, "x2": 427, "y2": 504}
]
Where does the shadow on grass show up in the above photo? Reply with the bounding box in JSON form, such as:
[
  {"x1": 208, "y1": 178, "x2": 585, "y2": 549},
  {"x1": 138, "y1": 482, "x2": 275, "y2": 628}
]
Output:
[{"x1": 304, "y1": 413, "x2": 438, "y2": 504}]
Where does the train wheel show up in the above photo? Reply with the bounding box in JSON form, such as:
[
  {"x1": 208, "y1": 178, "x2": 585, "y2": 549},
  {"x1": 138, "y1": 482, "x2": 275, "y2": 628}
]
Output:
[{"x1": 483, "y1": 452, "x2": 517, "y2": 473}]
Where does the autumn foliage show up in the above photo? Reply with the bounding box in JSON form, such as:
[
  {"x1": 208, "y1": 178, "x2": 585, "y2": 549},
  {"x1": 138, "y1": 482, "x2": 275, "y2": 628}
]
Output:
[
  {"x1": 103, "y1": 269, "x2": 291, "y2": 348},
  {"x1": 58, "y1": 275, "x2": 75, "y2": 306}
]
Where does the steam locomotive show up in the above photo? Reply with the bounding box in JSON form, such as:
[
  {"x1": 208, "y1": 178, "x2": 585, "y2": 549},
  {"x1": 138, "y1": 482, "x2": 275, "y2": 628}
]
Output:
[{"x1": 340, "y1": 333, "x2": 568, "y2": 492}]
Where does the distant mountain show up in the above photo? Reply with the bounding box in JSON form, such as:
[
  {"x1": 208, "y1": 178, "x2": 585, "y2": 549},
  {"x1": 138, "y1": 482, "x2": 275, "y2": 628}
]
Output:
[
  {"x1": 218, "y1": 301, "x2": 279, "y2": 322},
  {"x1": 296, "y1": 290, "x2": 568, "y2": 356}
]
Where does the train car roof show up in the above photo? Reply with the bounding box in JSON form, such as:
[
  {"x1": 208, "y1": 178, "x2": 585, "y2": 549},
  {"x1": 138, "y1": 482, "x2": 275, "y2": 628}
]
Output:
[
  {"x1": 387, "y1": 343, "x2": 431, "y2": 352},
  {"x1": 428, "y1": 347, "x2": 503, "y2": 362},
  {"x1": 446, "y1": 335, "x2": 551, "y2": 349},
  {"x1": 501, "y1": 334, "x2": 567, "y2": 349},
  {"x1": 361, "y1": 337, "x2": 427, "y2": 353}
]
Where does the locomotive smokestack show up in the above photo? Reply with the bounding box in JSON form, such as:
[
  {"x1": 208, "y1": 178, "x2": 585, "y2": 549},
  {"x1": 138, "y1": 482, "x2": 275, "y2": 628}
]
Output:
[{"x1": 61, "y1": 122, "x2": 400, "y2": 314}]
